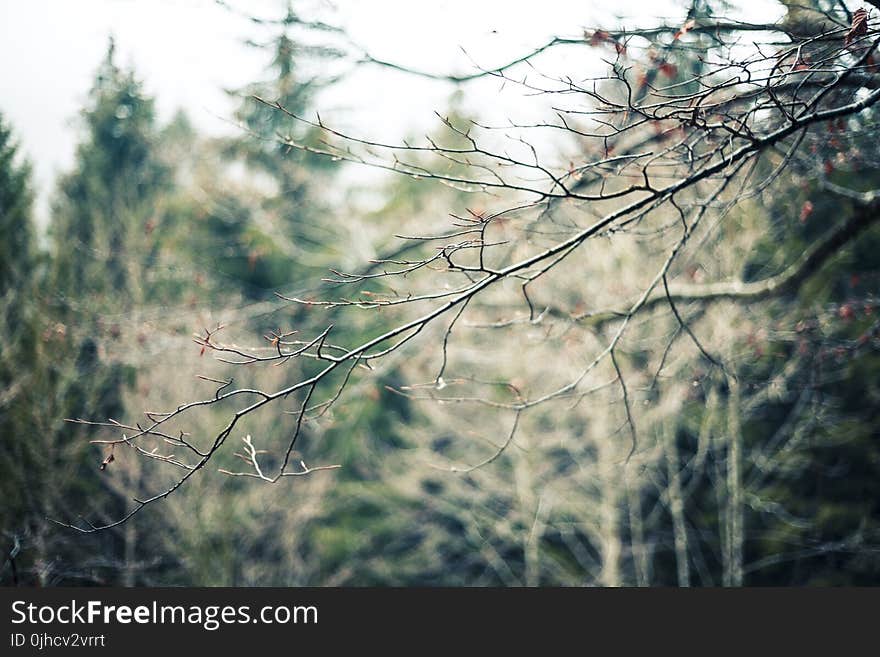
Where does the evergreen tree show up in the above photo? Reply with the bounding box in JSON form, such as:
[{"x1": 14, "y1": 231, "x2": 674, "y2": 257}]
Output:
[
  {"x1": 0, "y1": 115, "x2": 35, "y2": 294},
  {"x1": 204, "y1": 6, "x2": 342, "y2": 298},
  {"x1": 1, "y1": 43, "x2": 175, "y2": 585},
  {"x1": 0, "y1": 113, "x2": 38, "y2": 584},
  {"x1": 50, "y1": 38, "x2": 168, "y2": 305}
]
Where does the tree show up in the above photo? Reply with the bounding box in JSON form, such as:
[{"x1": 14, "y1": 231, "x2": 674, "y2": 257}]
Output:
[
  {"x1": 0, "y1": 113, "x2": 38, "y2": 584},
  {"x1": 0, "y1": 108, "x2": 139, "y2": 585},
  {"x1": 61, "y1": 0, "x2": 880, "y2": 585},
  {"x1": 196, "y1": 1, "x2": 344, "y2": 298},
  {"x1": 51, "y1": 38, "x2": 169, "y2": 305},
  {"x1": 0, "y1": 42, "x2": 189, "y2": 585},
  {"x1": 0, "y1": 115, "x2": 35, "y2": 294}
]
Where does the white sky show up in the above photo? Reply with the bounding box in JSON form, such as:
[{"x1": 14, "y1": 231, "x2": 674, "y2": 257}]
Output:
[{"x1": 0, "y1": 0, "x2": 779, "y2": 224}]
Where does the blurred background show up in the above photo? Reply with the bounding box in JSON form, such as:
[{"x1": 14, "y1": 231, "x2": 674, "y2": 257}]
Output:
[{"x1": 2, "y1": 0, "x2": 879, "y2": 586}]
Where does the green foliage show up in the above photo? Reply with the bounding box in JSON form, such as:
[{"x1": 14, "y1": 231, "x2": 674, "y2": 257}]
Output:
[
  {"x1": 0, "y1": 46, "x2": 164, "y2": 585},
  {"x1": 197, "y1": 23, "x2": 342, "y2": 298},
  {"x1": 6, "y1": 2, "x2": 880, "y2": 587},
  {"x1": 50, "y1": 39, "x2": 169, "y2": 304},
  {"x1": 0, "y1": 115, "x2": 35, "y2": 294}
]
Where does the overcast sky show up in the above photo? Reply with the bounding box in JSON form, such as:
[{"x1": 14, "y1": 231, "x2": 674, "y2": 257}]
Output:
[{"x1": 0, "y1": 0, "x2": 779, "y2": 224}]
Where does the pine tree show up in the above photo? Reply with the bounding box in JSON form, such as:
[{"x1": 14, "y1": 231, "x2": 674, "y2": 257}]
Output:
[
  {"x1": 203, "y1": 7, "x2": 342, "y2": 298},
  {"x1": 50, "y1": 38, "x2": 168, "y2": 306},
  {"x1": 0, "y1": 115, "x2": 35, "y2": 294},
  {"x1": 0, "y1": 43, "x2": 177, "y2": 585}
]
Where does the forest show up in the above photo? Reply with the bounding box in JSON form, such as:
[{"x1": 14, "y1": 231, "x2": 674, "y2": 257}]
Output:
[{"x1": 1, "y1": 0, "x2": 879, "y2": 587}]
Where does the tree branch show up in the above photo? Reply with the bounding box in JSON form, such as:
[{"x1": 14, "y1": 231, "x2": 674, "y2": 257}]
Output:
[{"x1": 573, "y1": 193, "x2": 880, "y2": 325}]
